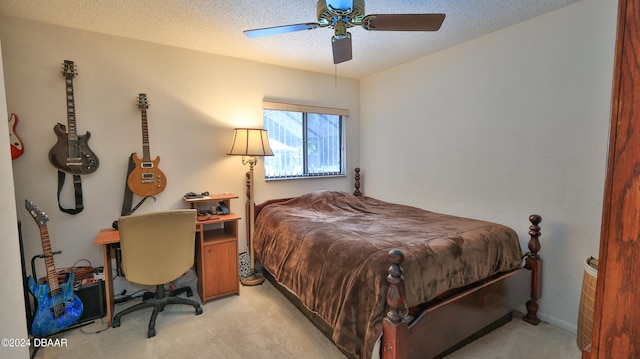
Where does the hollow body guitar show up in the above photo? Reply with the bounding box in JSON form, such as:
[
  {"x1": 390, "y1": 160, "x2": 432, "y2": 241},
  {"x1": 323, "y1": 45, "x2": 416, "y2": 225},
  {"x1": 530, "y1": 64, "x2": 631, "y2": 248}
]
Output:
[
  {"x1": 25, "y1": 199, "x2": 83, "y2": 337},
  {"x1": 127, "y1": 93, "x2": 167, "y2": 196},
  {"x1": 48, "y1": 60, "x2": 99, "y2": 175}
]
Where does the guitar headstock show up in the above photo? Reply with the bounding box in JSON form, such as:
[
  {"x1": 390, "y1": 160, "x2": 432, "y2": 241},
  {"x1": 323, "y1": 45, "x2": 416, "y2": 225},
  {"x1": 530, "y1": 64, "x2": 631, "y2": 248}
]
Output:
[
  {"x1": 137, "y1": 93, "x2": 149, "y2": 109},
  {"x1": 25, "y1": 199, "x2": 49, "y2": 227},
  {"x1": 61, "y1": 60, "x2": 77, "y2": 80}
]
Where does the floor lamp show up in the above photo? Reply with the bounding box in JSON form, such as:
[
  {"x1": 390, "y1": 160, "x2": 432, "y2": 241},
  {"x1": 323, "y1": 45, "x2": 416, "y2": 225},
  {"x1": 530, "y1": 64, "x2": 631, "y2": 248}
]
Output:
[{"x1": 228, "y1": 128, "x2": 273, "y2": 286}]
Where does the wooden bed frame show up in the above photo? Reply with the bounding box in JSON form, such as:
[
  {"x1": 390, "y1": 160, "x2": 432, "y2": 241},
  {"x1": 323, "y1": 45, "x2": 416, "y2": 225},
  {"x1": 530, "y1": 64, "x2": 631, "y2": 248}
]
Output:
[{"x1": 248, "y1": 168, "x2": 542, "y2": 359}]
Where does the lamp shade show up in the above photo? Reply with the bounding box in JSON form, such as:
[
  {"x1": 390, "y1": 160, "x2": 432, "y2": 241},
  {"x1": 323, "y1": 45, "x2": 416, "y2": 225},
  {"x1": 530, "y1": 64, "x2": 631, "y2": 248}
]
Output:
[{"x1": 227, "y1": 128, "x2": 274, "y2": 157}]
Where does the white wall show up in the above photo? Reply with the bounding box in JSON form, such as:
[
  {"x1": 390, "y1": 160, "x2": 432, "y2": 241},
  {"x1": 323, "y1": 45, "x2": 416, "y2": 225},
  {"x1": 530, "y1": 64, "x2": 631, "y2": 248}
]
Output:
[
  {"x1": 0, "y1": 39, "x2": 29, "y2": 359},
  {"x1": 0, "y1": 17, "x2": 360, "y2": 299},
  {"x1": 360, "y1": 0, "x2": 617, "y2": 333}
]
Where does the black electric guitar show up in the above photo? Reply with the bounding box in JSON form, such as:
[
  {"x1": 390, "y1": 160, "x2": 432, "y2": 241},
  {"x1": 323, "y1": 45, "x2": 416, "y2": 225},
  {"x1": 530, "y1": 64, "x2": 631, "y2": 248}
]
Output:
[
  {"x1": 48, "y1": 60, "x2": 99, "y2": 175},
  {"x1": 25, "y1": 199, "x2": 83, "y2": 337},
  {"x1": 127, "y1": 93, "x2": 167, "y2": 196}
]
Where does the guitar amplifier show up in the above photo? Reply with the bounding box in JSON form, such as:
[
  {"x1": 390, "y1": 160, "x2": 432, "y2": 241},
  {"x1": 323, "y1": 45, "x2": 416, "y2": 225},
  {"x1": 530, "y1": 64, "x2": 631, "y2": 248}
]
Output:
[{"x1": 75, "y1": 280, "x2": 107, "y2": 323}]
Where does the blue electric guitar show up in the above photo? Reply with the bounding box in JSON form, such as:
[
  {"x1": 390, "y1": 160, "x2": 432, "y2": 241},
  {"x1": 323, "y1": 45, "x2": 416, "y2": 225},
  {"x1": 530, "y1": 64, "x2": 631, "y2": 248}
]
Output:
[{"x1": 25, "y1": 199, "x2": 83, "y2": 337}]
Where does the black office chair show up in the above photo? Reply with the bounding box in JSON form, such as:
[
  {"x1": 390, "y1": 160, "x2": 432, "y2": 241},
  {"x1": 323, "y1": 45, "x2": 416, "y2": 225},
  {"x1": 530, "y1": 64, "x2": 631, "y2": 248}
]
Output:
[{"x1": 112, "y1": 209, "x2": 203, "y2": 338}]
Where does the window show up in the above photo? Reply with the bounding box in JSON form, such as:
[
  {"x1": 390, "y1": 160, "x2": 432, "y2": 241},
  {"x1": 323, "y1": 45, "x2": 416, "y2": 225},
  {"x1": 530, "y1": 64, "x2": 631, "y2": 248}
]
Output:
[{"x1": 263, "y1": 101, "x2": 348, "y2": 179}]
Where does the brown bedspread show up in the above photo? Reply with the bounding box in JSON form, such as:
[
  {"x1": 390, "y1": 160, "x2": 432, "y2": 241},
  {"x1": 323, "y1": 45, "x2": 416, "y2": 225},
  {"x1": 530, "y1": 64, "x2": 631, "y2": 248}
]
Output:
[{"x1": 253, "y1": 191, "x2": 523, "y2": 359}]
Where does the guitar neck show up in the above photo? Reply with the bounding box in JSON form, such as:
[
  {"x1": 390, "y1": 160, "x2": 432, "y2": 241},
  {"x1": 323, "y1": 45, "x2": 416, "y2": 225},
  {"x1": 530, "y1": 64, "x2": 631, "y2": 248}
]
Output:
[
  {"x1": 64, "y1": 76, "x2": 78, "y2": 141},
  {"x1": 140, "y1": 108, "x2": 151, "y2": 162},
  {"x1": 39, "y1": 225, "x2": 61, "y2": 296}
]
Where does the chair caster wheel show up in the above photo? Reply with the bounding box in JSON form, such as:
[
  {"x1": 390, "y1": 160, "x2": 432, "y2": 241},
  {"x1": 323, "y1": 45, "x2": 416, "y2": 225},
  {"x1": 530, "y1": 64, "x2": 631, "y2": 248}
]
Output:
[
  {"x1": 196, "y1": 307, "x2": 203, "y2": 315},
  {"x1": 147, "y1": 329, "x2": 156, "y2": 338}
]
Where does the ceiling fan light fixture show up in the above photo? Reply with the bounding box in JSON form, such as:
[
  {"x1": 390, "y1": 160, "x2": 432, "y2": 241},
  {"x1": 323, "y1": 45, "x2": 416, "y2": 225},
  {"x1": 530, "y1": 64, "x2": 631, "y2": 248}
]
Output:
[{"x1": 327, "y1": 0, "x2": 355, "y2": 12}]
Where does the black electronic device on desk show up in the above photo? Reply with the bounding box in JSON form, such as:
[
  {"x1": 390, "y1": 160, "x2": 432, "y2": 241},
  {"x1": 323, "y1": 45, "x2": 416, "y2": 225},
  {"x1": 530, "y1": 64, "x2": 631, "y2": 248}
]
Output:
[
  {"x1": 184, "y1": 191, "x2": 209, "y2": 199},
  {"x1": 216, "y1": 201, "x2": 230, "y2": 215}
]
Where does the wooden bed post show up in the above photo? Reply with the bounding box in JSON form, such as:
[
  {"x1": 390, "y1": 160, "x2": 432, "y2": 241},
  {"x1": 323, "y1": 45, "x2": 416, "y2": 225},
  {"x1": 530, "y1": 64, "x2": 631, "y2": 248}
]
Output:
[
  {"x1": 354, "y1": 167, "x2": 362, "y2": 197},
  {"x1": 523, "y1": 214, "x2": 542, "y2": 325},
  {"x1": 382, "y1": 249, "x2": 408, "y2": 359}
]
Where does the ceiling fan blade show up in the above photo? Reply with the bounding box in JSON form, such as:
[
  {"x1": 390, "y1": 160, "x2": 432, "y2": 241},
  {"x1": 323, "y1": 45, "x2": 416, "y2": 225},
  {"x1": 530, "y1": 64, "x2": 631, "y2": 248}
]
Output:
[
  {"x1": 362, "y1": 14, "x2": 445, "y2": 31},
  {"x1": 325, "y1": 0, "x2": 354, "y2": 12},
  {"x1": 332, "y1": 36, "x2": 352, "y2": 64},
  {"x1": 244, "y1": 23, "x2": 321, "y2": 39}
]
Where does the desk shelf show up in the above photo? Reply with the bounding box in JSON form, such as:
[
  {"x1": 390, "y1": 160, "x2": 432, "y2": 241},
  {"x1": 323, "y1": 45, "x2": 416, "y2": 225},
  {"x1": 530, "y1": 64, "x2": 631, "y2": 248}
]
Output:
[
  {"x1": 200, "y1": 225, "x2": 237, "y2": 242},
  {"x1": 185, "y1": 194, "x2": 240, "y2": 303},
  {"x1": 196, "y1": 213, "x2": 241, "y2": 226}
]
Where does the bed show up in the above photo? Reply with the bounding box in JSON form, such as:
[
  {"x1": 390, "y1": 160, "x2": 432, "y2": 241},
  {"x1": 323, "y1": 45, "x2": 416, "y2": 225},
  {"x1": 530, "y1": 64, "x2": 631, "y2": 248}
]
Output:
[{"x1": 250, "y1": 168, "x2": 542, "y2": 359}]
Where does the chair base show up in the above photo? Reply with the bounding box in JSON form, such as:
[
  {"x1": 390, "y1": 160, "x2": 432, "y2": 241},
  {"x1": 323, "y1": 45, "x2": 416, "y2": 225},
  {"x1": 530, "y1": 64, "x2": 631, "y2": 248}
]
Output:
[{"x1": 112, "y1": 284, "x2": 203, "y2": 338}]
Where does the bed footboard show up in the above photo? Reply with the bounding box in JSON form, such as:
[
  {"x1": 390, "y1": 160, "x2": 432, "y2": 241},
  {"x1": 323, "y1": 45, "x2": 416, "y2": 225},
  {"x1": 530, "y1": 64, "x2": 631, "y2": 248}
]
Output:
[{"x1": 382, "y1": 214, "x2": 543, "y2": 359}]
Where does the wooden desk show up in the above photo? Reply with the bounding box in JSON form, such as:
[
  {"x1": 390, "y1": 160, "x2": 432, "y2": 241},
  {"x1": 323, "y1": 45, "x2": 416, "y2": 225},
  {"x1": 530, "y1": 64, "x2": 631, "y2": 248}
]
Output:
[
  {"x1": 94, "y1": 214, "x2": 240, "y2": 326},
  {"x1": 93, "y1": 228, "x2": 120, "y2": 326}
]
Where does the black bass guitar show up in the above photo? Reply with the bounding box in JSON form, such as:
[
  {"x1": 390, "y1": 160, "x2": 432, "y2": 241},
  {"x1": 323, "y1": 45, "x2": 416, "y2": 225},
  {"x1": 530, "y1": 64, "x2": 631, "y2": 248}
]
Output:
[
  {"x1": 48, "y1": 60, "x2": 99, "y2": 174},
  {"x1": 25, "y1": 199, "x2": 83, "y2": 337}
]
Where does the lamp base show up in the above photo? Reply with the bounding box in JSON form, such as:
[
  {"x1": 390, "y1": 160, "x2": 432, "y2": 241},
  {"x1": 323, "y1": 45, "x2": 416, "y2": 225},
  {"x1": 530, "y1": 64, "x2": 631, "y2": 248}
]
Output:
[{"x1": 240, "y1": 272, "x2": 265, "y2": 286}]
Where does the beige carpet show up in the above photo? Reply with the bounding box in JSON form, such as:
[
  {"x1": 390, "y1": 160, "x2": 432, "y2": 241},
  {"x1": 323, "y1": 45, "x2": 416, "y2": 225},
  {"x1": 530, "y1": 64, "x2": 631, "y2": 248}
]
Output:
[{"x1": 33, "y1": 280, "x2": 581, "y2": 359}]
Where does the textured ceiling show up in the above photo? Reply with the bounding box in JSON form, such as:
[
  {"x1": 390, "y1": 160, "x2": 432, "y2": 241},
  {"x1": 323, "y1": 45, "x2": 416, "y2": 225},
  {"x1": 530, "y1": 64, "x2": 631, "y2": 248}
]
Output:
[{"x1": 0, "y1": 0, "x2": 583, "y2": 79}]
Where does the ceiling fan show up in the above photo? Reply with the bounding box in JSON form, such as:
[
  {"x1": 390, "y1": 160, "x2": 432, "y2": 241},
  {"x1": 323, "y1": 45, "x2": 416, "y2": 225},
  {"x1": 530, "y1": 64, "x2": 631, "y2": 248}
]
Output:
[{"x1": 243, "y1": 0, "x2": 445, "y2": 64}]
